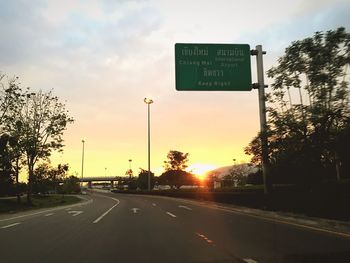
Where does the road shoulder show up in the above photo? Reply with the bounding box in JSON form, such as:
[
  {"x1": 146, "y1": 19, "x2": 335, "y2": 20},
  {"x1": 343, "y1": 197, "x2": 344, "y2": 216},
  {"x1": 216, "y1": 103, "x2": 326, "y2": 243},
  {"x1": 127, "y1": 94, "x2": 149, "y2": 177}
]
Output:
[{"x1": 116, "y1": 193, "x2": 350, "y2": 238}]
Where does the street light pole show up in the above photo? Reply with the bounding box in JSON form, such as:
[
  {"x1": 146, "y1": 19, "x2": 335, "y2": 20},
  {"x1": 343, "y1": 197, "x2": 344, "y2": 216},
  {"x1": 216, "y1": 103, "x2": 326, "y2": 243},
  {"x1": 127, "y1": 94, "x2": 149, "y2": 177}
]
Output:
[
  {"x1": 81, "y1": 139, "x2": 85, "y2": 188},
  {"x1": 144, "y1": 98, "x2": 153, "y2": 191},
  {"x1": 128, "y1": 159, "x2": 132, "y2": 178}
]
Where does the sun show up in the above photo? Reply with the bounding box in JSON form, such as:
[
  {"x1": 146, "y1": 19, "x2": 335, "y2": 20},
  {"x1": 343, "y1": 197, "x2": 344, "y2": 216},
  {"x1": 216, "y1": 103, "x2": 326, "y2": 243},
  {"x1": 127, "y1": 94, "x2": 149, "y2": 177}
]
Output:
[{"x1": 187, "y1": 164, "x2": 218, "y2": 180}]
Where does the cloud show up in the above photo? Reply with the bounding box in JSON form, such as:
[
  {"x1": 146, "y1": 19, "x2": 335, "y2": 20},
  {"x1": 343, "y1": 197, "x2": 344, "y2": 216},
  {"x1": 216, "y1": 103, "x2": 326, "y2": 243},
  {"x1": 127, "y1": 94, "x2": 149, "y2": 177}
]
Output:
[
  {"x1": 0, "y1": 0, "x2": 49, "y2": 64},
  {"x1": 0, "y1": 0, "x2": 164, "y2": 112},
  {"x1": 236, "y1": 1, "x2": 350, "y2": 84},
  {"x1": 0, "y1": 0, "x2": 161, "y2": 69}
]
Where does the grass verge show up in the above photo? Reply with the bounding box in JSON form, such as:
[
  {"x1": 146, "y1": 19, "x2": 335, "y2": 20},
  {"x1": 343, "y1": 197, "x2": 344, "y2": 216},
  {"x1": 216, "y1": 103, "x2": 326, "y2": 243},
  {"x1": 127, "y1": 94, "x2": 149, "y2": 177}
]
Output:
[{"x1": 0, "y1": 195, "x2": 81, "y2": 214}]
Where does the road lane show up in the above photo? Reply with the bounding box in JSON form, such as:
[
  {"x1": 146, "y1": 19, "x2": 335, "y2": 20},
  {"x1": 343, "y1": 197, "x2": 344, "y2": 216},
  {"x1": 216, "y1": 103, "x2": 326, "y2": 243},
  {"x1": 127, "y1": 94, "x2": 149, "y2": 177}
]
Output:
[
  {"x1": 0, "y1": 193, "x2": 125, "y2": 262},
  {"x1": 0, "y1": 191, "x2": 349, "y2": 263},
  {"x1": 121, "y1": 193, "x2": 350, "y2": 262},
  {"x1": 93, "y1": 192, "x2": 241, "y2": 263}
]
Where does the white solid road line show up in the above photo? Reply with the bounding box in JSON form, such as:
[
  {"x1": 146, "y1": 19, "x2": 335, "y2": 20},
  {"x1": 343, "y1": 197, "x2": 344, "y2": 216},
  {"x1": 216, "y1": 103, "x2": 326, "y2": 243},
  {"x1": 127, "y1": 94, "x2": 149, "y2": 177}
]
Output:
[
  {"x1": 44, "y1": 213, "x2": 54, "y2": 217},
  {"x1": 178, "y1": 205, "x2": 192, "y2": 211},
  {"x1": 1, "y1": 222, "x2": 20, "y2": 229},
  {"x1": 152, "y1": 203, "x2": 156, "y2": 206},
  {"x1": 92, "y1": 195, "x2": 120, "y2": 224},
  {"x1": 166, "y1": 212, "x2": 177, "y2": 218},
  {"x1": 93, "y1": 203, "x2": 119, "y2": 223}
]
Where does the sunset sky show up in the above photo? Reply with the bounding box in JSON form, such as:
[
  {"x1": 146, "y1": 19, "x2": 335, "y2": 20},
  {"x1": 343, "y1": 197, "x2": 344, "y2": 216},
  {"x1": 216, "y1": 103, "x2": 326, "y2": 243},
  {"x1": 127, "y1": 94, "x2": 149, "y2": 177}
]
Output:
[{"x1": 1, "y1": 0, "x2": 349, "y2": 181}]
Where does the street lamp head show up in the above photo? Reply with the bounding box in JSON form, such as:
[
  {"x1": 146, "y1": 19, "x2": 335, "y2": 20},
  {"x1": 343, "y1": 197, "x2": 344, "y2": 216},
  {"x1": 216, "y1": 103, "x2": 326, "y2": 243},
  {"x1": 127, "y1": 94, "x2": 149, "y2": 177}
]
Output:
[
  {"x1": 81, "y1": 138, "x2": 85, "y2": 143},
  {"x1": 129, "y1": 159, "x2": 132, "y2": 162},
  {"x1": 144, "y1": 97, "x2": 153, "y2": 104}
]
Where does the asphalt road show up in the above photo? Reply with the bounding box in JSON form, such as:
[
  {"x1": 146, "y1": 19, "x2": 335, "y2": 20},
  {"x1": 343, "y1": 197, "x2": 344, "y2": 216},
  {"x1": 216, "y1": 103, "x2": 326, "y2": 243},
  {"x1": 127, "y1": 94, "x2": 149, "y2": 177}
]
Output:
[{"x1": 0, "y1": 190, "x2": 349, "y2": 263}]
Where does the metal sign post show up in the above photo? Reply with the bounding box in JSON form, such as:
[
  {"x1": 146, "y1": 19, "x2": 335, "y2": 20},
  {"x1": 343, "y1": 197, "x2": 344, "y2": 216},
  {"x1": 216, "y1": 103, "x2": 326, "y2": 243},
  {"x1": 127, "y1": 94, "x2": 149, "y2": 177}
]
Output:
[{"x1": 251, "y1": 45, "x2": 271, "y2": 194}]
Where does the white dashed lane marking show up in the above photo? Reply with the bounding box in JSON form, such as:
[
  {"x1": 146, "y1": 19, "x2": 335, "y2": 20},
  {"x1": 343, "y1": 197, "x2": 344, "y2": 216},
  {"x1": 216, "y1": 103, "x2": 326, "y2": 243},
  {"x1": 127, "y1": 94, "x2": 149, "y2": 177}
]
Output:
[
  {"x1": 166, "y1": 212, "x2": 177, "y2": 218},
  {"x1": 68, "y1": 211, "x2": 83, "y2": 217},
  {"x1": 243, "y1": 259, "x2": 258, "y2": 263},
  {"x1": 196, "y1": 232, "x2": 214, "y2": 245},
  {"x1": 178, "y1": 205, "x2": 192, "y2": 211},
  {"x1": 44, "y1": 213, "x2": 54, "y2": 217}
]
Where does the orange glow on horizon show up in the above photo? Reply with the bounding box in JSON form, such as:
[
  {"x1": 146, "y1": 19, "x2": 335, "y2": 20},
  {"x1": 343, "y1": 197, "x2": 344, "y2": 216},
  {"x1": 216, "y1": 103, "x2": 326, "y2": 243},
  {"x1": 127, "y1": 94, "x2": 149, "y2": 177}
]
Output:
[{"x1": 187, "y1": 164, "x2": 218, "y2": 180}]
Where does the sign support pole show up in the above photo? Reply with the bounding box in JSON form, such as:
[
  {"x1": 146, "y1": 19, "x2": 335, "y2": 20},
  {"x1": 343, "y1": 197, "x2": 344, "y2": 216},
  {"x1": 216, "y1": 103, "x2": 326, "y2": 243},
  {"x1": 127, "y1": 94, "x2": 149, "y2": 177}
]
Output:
[{"x1": 252, "y1": 45, "x2": 271, "y2": 194}]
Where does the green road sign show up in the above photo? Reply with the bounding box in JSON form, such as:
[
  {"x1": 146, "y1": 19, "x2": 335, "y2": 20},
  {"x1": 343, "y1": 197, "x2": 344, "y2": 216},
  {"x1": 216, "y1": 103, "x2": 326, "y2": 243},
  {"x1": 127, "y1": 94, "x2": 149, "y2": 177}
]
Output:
[{"x1": 175, "y1": 43, "x2": 252, "y2": 91}]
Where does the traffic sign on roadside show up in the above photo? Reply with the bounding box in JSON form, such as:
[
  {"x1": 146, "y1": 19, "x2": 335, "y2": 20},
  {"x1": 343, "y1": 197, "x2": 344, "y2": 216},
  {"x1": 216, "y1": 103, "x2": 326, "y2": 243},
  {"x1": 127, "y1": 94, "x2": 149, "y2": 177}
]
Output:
[{"x1": 175, "y1": 43, "x2": 252, "y2": 91}]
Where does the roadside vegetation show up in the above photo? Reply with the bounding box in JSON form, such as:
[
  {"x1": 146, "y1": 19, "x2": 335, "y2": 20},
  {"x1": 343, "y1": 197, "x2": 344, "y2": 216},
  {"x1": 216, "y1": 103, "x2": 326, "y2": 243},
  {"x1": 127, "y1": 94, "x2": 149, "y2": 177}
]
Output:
[
  {"x1": 0, "y1": 194, "x2": 81, "y2": 214},
  {"x1": 0, "y1": 72, "x2": 79, "y2": 208},
  {"x1": 245, "y1": 27, "x2": 350, "y2": 186}
]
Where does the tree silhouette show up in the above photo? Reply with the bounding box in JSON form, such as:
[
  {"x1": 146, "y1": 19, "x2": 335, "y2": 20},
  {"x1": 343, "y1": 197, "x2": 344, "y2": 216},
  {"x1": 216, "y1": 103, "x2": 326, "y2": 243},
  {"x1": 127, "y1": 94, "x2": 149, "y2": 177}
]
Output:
[
  {"x1": 1, "y1": 85, "x2": 73, "y2": 203},
  {"x1": 137, "y1": 168, "x2": 155, "y2": 190},
  {"x1": 163, "y1": 150, "x2": 189, "y2": 171},
  {"x1": 159, "y1": 150, "x2": 195, "y2": 189},
  {"x1": 245, "y1": 27, "x2": 350, "y2": 185}
]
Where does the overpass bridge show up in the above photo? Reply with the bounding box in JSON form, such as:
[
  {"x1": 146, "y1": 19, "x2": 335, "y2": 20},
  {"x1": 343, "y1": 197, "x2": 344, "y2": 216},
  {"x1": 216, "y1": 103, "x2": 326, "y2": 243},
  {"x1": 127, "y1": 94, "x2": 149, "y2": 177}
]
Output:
[{"x1": 80, "y1": 176, "x2": 124, "y2": 188}]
